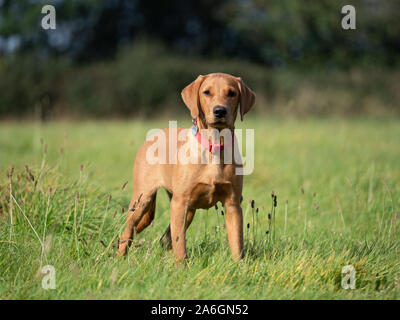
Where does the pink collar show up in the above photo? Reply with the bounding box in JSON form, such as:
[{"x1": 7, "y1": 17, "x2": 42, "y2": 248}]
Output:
[{"x1": 192, "y1": 121, "x2": 234, "y2": 154}]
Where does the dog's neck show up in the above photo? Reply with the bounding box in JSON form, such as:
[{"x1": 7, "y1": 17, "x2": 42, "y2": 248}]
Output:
[{"x1": 192, "y1": 117, "x2": 235, "y2": 156}]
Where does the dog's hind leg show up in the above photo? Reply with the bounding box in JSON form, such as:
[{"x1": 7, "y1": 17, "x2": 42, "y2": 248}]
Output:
[
  {"x1": 135, "y1": 191, "x2": 157, "y2": 233},
  {"x1": 160, "y1": 211, "x2": 196, "y2": 252},
  {"x1": 159, "y1": 225, "x2": 173, "y2": 250},
  {"x1": 117, "y1": 191, "x2": 156, "y2": 256},
  {"x1": 159, "y1": 190, "x2": 173, "y2": 249}
]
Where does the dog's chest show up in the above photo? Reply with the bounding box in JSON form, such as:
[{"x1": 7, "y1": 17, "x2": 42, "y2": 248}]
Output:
[
  {"x1": 190, "y1": 181, "x2": 231, "y2": 209},
  {"x1": 189, "y1": 165, "x2": 233, "y2": 209}
]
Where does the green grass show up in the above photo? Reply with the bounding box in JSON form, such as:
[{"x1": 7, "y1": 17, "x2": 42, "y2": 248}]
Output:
[{"x1": 0, "y1": 117, "x2": 399, "y2": 299}]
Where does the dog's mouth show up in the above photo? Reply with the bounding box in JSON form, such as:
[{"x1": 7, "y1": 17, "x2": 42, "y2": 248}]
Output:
[{"x1": 208, "y1": 120, "x2": 228, "y2": 128}]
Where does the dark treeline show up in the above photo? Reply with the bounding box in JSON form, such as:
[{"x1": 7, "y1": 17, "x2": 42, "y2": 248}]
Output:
[{"x1": 0, "y1": 0, "x2": 399, "y2": 118}]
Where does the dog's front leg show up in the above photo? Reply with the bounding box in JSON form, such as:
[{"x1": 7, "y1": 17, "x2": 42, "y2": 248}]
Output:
[
  {"x1": 170, "y1": 197, "x2": 190, "y2": 261},
  {"x1": 224, "y1": 203, "x2": 244, "y2": 261}
]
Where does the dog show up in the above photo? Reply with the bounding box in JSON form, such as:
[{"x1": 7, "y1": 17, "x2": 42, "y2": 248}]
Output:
[{"x1": 117, "y1": 73, "x2": 255, "y2": 261}]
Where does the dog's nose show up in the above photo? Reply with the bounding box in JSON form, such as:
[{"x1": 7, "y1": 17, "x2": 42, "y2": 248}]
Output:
[{"x1": 213, "y1": 106, "x2": 227, "y2": 118}]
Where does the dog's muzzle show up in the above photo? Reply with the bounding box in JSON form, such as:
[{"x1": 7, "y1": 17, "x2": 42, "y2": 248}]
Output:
[{"x1": 213, "y1": 106, "x2": 227, "y2": 118}]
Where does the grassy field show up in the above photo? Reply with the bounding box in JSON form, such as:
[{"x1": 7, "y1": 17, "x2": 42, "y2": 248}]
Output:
[{"x1": 0, "y1": 117, "x2": 399, "y2": 299}]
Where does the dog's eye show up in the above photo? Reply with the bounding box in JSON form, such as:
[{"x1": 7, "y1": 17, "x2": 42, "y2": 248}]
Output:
[
  {"x1": 203, "y1": 90, "x2": 211, "y2": 96},
  {"x1": 227, "y1": 90, "x2": 236, "y2": 97}
]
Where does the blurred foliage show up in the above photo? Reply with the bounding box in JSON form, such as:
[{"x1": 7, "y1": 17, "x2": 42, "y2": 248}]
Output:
[
  {"x1": 1, "y1": 40, "x2": 399, "y2": 119},
  {"x1": 1, "y1": 0, "x2": 399, "y2": 66},
  {"x1": 0, "y1": 0, "x2": 399, "y2": 118}
]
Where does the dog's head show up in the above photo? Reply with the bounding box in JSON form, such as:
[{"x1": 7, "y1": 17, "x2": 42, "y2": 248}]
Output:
[{"x1": 181, "y1": 73, "x2": 256, "y2": 129}]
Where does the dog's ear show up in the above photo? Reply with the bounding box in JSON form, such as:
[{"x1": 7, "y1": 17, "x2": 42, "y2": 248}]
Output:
[
  {"x1": 181, "y1": 75, "x2": 205, "y2": 119},
  {"x1": 237, "y1": 77, "x2": 256, "y2": 121}
]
